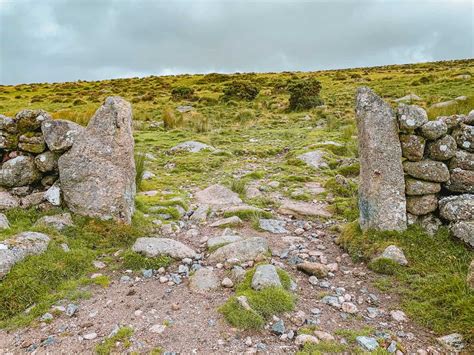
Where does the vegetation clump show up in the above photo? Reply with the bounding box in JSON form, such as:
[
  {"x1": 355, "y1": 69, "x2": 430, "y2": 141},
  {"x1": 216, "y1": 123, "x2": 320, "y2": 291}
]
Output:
[
  {"x1": 288, "y1": 78, "x2": 324, "y2": 111},
  {"x1": 171, "y1": 86, "x2": 196, "y2": 101},
  {"x1": 222, "y1": 80, "x2": 260, "y2": 101}
]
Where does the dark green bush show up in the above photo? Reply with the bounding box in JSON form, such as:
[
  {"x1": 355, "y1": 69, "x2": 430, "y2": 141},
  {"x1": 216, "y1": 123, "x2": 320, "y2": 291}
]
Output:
[
  {"x1": 222, "y1": 81, "x2": 259, "y2": 101},
  {"x1": 171, "y1": 86, "x2": 195, "y2": 101},
  {"x1": 287, "y1": 78, "x2": 324, "y2": 111}
]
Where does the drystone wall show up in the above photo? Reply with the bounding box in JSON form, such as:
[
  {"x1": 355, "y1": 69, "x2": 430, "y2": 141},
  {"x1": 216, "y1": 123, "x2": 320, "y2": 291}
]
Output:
[{"x1": 356, "y1": 87, "x2": 474, "y2": 247}]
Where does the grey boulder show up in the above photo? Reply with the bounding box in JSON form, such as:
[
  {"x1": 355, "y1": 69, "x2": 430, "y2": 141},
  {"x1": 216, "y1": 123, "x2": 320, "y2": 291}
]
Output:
[
  {"x1": 0, "y1": 156, "x2": 42, "y2": 187},
  {"x1": 41, "y1": 119, "x2": 85, "y2": 152},
  {"x1": 251, "y1": 264, "x2": 282, "y2": 290},
  {"x1": 439, "y1": 194, "x2": 474, "y2": 222},
  {"x1": 132, "y1": 237, "x2": 196, "y2": 259},
  {"x1": 208, "y1": 237, "x2": 268, "y2": 263}
]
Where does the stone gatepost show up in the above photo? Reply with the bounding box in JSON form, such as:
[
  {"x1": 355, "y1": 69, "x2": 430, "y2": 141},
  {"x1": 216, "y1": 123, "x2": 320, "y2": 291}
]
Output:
[{"x1": 355, "y1": 87, "x2": 407, "y2": 231}]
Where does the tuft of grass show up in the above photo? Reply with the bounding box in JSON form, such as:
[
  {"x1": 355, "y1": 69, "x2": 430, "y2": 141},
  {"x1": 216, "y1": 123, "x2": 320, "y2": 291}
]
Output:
[
  {"x1": 162, "y1": 107, "x2": 182, "y2": 129},
  {"x1": 427, "y1": 95, "x2": 474, "y2": 119},
  {"x1": 230, "y1": 179, "x2": 247, "y2": 195},
  {"x1": 95, "y1": 326, "x2": 134, "y2": 355},
  {"x1": 122, "y1": 250, "x2": 172, "y2": 271},
  {"x1": 219, "y1": 267, "x2": 295, "y2": 330},
  {"x1": 333, "y1": 326, "x2": 374, "y2": 344},
  {"x1": 223, "y1": 208, "x2": 272, "y2": 221},
  {"x1": 338, "y1": 222, "x2": 474, "y2": 343},
  {"x1": 368, "y1": 258, "x2": 400, "y2": 275},
  {"x1": 134, "y1": 152, "x2": 146, "y2": 190},
  {"x1": 297, "y1": 341, "x2": 348, "y2": 354}
]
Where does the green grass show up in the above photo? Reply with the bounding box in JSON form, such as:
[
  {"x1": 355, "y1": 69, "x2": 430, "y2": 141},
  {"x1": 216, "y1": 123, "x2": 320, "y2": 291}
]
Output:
[
  {"x1": 219, "y1": 267, "x2": 295, "y2": 330},
  {"x1": 122, "y1": 250, "x2": 172, "y2": 271},
  {"x1": 338, "y1": 222, "x2": 474, "y2": 344},
  {"x1": 297, "y1": 341, "x2": 348, "y2": 354},
  {"x1": 95, "y1": 326, "x2": 134, "y2": 355}
]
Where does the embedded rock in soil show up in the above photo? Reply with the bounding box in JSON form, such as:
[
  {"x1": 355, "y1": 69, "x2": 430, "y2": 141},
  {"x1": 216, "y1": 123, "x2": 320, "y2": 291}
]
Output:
[
  {"x1": 406, "y1": 194, "x2": 438, "y2": 215},
  {"x1": 58, "y1": 97, "x2": 136, "y2": 224},
  {"x1": 403, "y1": 160, "x2": 449, "y2": 182},
  {"x1": 296, "y1": 262, "x2": 328, "y2": 278},
  {"x1": 297, "y1": 150, "x2": 328, "y2": 169},
  {"x1": 189, "y1": 267, "x2": 219, "y2": 293},
  {"x1": 438, "y1": 194, "x2": 474, "y2": 222},
  {"x1": 0, "y1": 232, "x2": 50, "y2": 278},
  {"x1": 195, "y1": 184, "x2": 242, "y2": 207},
  {"x1": 467, "y1": 260, "x2": 474, "y2": 289},
  {"x1": 0, "y1": 213, "x2": 9, "y2": 230},
  {"x1": 436, "y1": 333, "x2": 465, "y2": 351},
  {"x1": 377, "y1": 245, "x2": 408, "y2": 266},
  {"x1": 278, "y1": 200, "x2": 331, "y2": 218},
  {"x1": 258, "y1": 219, "x2": 288, "y2": 234},
  {"x1": 251, "y1": 264, "x2": 282, "y2": 290},
  {"x1": 400, "y1": 134, "x2": 425, "y2": 161},
  {"x1": 35, "y1": 213, "x2": 74, "y2": 231},
  {"x1": 132, "y1": 237, "x2": 196, "y2": 259},
  {"x1": 207, "y1": 235, "x2": 243, "y2": 249},
  {"x1": 450, "y1": 221, "x2": 474, "y2": 247},
  {"x1": 208, "y1": 237, "x2": 268, "y2": 263},
  {"x1": 404, "y1": 178, "x2": 440, "y2": 196},
  {"x1": 210, "y1": 216, "x2": 242, "y2": 227},
  {"x1": 41, "y1": 119, "x2": 85, "y2": 152},
  {"x1": 0, "y1": 191, "x2": 20, "y2": 210},
  {"x1": 169, "y1": 141, "x2": 215, "y2": 153},
  {"x1": 419, "y1": 214, "x2": 442, "y2": 236},
  {"x1": 356, "y1": 87, "x2": 406, "y2": 231},
  {"x1": 0, "y1": 156, "x2": 42, "y2": 188}
]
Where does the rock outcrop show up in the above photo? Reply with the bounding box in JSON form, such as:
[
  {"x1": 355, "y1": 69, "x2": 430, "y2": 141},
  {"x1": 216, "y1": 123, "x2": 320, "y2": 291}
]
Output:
[{"x1": 58, "y1": 97, "x2": 136, "y2": 223}]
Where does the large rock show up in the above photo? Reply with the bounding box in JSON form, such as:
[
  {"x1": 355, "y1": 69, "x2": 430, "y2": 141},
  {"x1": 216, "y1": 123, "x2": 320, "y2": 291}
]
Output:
[
  {"x1": 207, "y1": 235, "x2": 243, "y2": 249},
  {"x1": 169, "y1": 141, "x2": 215, "y2": 153},
  {"x1": 445, "y1": 168, "x2": 474, "y2": 193},
  {"x1": 35, "y1": 213, "x2": 73, "y2": 231},
  {"x1": 403, "y1": 160, "x2": 449, "y2": 182},
  {"x1": 0, "y1": 191, "x2": 20, "y2": 210},
  {"x1": 259, "y1": 219, "x2": 288, "y2": 234},
  {"x1": 400, "y1": 134, "x2": 425, "y2": 161},
  {"x1": 0, "y1": 232, "x2": 50, "y2": 278},
  {"x1": 397, "y1": 104, "x2": 428, "y2": 132},
  {"x1": 0, "y1": 156, "x2": 42, "y2": 188},
  {"x1": 15, "y1": 109, "x2": 51, "y2": 132},
  {"x1": 297, "y1": 150, "x2": 328, "y2": 169},
  {"x1": 439, "y1": 194, "x2": 474, "y2": 222},
  {"x1": 58, "y1": 97, "x2": 136, "y2": 223},
  {"x1": 195, "y1": 184, "x2": 242, "y2": 207},
  {"x1": 41, "y1": 119, "x2": 84, "y2": 152},
  {"x1": 34, "y1": 151, "x2": 58, "y2": 173},
  {"x1": 427, "y1": 135, "x2": 457, "y2": 161},
  {"x1": 450, "y1": 221, "x2": 474, "y2": 247},
  {"x1": 405, "y1": 178, "x2": 440, "y2": 196},
  {"x1": 406, "y1": 195, "x2": 438, "y2": 215},
  {"x1": 132, "y1": 237, "x2": 196, "y2": 259},
  {"x1": 18, "y1": 133, "x2": 46, "y2": 153},
  {"x1": 208, "y1": 237, "x2": 268, "y2": 263},
  {"x1": 355, "y1": 87, "x2": 407, "y2": 231},
  {"x1": 251, "y1": 264, "x2": 282, "y2": 290},
  {"x1": 189, "y1": 267, "x2": 219, "y2": 293},
  {"x1": 452, "y1": 124, "x2": 474, "y2": 152}
]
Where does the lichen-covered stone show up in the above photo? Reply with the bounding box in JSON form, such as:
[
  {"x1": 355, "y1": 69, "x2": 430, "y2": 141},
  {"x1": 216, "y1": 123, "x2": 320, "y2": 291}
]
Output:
[
  {"x1": 208, "y1": 237, "x2": 268, "y2": 263},
  {"x1": 405, "y1": 178, "x2": 441, "y2": 196},
  {"x1": 132, "y1": 237, "x2": 196, "y2": 259},
  {"x1": 400, "y1": 134, "x2": 425, "y2": 161},
  {"x1": 18, "y1": 133, "x2": 46, "y2": 154},
  {"x1": 34, "y1": 151, "x2": 58, "y2": 173},
  {"x1": 58, "y1": 97, "x2": 136, "y2": 223},
  {"x1": 21, "y1": 192, "x2": 46, "y2": 208},
  {"x1": 397, "y1": 104, "x2": 428, "y2": 132},
  {"x1": 0, "y1": 156, "x2": 42, "y2": 187},
  {"x1": 445, "y1": 168, "x2": 474, "y2": 193},
  {"x1": 0, "y1": 191, "x2": 20, "y2": 210},
  {"x1": 41, "y1": 119, "x2": 85, "y2": 152},
  {"x1": 452, "y1": 123, "x2": 474, "y2": 152},
  {"x1": 356, "y1": 87, "x2": 406, "y2": 232},
  {"x1": 15, "y1": 109, "x2": 51, "y2": 133},
  {"x1": 450, "y1": 221, "x2": 474, "y2": 247},
  {"x1": 439, "y1": 194, "x2": 474, "y2": 222},
  {"x1": 419, "y1": 214, "x2": 442, "y2": 236},
  {"x1": 427, "y1": 135, "x2": 457, "y2": 161},
  {"x1": 378, "y1": 245, "x2": 408, "y2": 265},
  {"x1": 195, "y1": 184, "x2": 242, "y2": 207},
  {"x1": 406, "y1": 194, "x2": 438, "y2": 215},
  {"x1": 0, "y1": 132, "x2": 18, "y2": 150},
  {"x1": 449, "y1": 150, "x2": 474, "y2": 171},
  {"x1": 420, "y1": 120, "x2": 448, "y2": 140},
  {"x1": 0, "y1": 114, "x2": 18, "y2": 133},
  {"x1": 403, "y1": 160, "x2": 449, "y2": 182},
  {"x1": 251, "y1": 264, "x2": 282, "y2": 290}
]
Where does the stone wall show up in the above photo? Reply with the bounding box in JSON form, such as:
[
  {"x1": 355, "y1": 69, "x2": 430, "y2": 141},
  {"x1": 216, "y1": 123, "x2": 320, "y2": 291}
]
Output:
[
  {"x1": 0, "y1": 110, "x2": 83, "y2": 209},
  {"x1": 356, "y1": 86, "x2": 473, "y2": 247},
  {"x1": 397, "y1": 103, "x2": 473, "y2": 245}
]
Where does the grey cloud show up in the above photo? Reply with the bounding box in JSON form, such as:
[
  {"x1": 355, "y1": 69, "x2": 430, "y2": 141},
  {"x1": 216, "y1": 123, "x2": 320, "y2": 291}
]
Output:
[{"x1": 0, "y1": 0, "x2": 472, "y2": 84}]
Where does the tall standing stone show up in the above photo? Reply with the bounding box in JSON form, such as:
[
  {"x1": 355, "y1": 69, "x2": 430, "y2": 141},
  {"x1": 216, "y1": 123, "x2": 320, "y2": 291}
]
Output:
[
  {"x1": 58, "y1": 97, "x2": 136, "y2": 224},
  {"x1": 355, "y1": 87, "x2": 407, "y2": 231}
]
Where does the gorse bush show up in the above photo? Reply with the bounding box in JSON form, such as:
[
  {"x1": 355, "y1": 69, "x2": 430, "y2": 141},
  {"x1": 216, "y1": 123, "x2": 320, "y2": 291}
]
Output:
[
  {"x1": 287, "y1": 78, "x2": 324, "y2": 111},
  {"x1": 171, "y1": 86, "x2": 195, "y2": 101},
  {"x1": 162, "y1": 107, "x2": 182, "y2": 129},
  {"x1": 222, "y1": 81, "x2": 260, "y2": 101}
]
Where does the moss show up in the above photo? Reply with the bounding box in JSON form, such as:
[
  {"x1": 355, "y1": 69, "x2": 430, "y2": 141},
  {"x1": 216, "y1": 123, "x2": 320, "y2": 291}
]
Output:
[
  {"x1": 297, "y1": 341, "x2": 348, "y2": 354},
  {"x1": 368, "y1": 258, "x2": 400, "y2": 275},
  {"x1": 96, "y1": 326, "x2": 134, "y2": 355},
  {"x1": 122, "y1": 251, "x2": 172, "y2": 271},
  {"x1": 223, "y1": 208, "x2": 272, "y2": 221},
  {"x1": 220, "y1": 267, "x2": 295, "y2": 330}
]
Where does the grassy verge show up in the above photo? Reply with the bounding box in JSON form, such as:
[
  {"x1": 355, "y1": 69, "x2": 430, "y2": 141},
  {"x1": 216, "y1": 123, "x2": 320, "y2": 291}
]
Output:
[{"x1": 338, "y1": 222, "x2": 474, "y2": 345}]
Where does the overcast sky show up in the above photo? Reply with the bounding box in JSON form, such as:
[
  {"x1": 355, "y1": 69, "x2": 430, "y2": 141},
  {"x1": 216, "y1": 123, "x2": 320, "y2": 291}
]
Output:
[{"x1": 0, "y1": 0, "x2": 472, "y2": 85}]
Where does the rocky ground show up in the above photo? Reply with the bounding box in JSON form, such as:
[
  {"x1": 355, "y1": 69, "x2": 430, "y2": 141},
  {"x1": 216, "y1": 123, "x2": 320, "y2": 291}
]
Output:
[{"x1": 0, "y1": 179, "x2": 451, "y2": 354}]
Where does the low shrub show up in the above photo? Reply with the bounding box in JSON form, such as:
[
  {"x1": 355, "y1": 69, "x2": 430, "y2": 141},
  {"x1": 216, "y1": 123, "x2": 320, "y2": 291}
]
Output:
[
  {"x1": 287, "y1": 78, "x2": 324, "y2": 111},
  {"x1": 171, "y1": 86, "x2": 195, "y2": 101},
  {"x1": 222, "y1": 81, "x2": 260, "y2": 101}
]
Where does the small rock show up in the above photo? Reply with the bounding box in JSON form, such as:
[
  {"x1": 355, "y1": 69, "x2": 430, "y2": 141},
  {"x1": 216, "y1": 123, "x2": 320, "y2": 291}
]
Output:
[
  {"x1": 356, "y1": 336, "x2": 379, "y2": 351},
  {"x1": 295, "y1": 334, "x2": 319, "y2": 346},
  {"x1": 297, "y1": 262, "x2": 328, "y2": 277},
  {"x1": 271, "y1": 319, "x2": 285, "y2": 335},
  {"x1": 259, "y1": 219, "x2": 288, "y2": 234},
  {"x1": 251, "y1": 264, "x2": 282, "y2": 290},
  {"x1": 83, "y1": 332, "x2": 97, "y2": 340},
  {"x1": 221, "y1": 277, "x2": 234, "y2": 288},
  {"x1": 436, "y1": 333, "x2": 465, "y2": 351},
  {"x1": 390, "y1": 309, "x2": 407, "y2": 322},
  {"x1": 149, "y1": 324, "x2": 166, "y2": 334},
  {"x1": 40, "y1": 313, "x2": 53, "y2": 321},
  {"x1": 378, "y1": 245, "x2": 408, "y2": 265},
  {"x1": 313, "y1": 330, "x2": 335, "y2": 341},
  {"x1": 0, "y1": 213, "x2": 10, "y2": 230},
  {"x1": 66, "y1": 303, "x2": 78, "y2": 317},
  {"x1": 341, "y1": 302, "x2": 358, "y2": 314}
]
